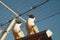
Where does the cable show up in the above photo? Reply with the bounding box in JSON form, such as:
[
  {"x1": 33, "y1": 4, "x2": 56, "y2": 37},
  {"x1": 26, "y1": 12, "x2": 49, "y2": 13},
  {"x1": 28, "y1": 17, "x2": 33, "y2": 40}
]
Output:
[
  {"x1": 20, "y1": 12, "x2": 60, "y2": 28},
  {"x1": 19, "y1": 0, "x2": 49, "y2": 16},
  {"x1": 0, "y1": 19, "x2": 12, "y2": 26},
  {"x1": 0, "y1": 0, "x2": 49, "y2": 26},
  {"x1": 35, "y1": 12, "x2": 60, "y2": 23},
  {"x1": 0, "y1": 12, "x2": 60, "y2": 27}
]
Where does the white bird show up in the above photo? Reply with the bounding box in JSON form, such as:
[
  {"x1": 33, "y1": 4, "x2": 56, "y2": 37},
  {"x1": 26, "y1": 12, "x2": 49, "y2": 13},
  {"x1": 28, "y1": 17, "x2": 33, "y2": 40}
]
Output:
[
  {"x1": 13, "y1": 20, "x2": 24, "y2": 40},
  {"x1": 26, "y1": 14, "x2": 39, "y2": 35}
]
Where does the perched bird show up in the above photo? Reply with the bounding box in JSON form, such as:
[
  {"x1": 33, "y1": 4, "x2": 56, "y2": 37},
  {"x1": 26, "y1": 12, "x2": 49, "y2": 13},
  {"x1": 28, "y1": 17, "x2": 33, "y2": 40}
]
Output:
[
  {"x1": 13, "y1": 20, "x2": 24, "y2": 40},
  {"x1": 26, "y1": 14, "x2": 39, "y2": 35}
]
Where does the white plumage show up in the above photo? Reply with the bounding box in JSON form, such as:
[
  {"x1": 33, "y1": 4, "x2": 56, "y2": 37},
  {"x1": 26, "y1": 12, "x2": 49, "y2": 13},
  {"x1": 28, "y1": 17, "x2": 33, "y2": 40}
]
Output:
[
  {"x1": 13, "y1": 20, "x2": 24, "y2": 40},
  {"x1": 14, "y1": 23, "x2": 21, "y2": 33},
  {"x1": 26, "y1": 16, "x2": 39, "y2": 35}
]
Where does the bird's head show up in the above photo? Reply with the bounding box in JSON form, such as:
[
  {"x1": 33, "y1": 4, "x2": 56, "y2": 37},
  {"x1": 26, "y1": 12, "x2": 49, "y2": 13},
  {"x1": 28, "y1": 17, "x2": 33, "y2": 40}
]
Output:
[
  {"x1": 27, "y1": 14, "x2": 35, "y2": 18},
  {"x1": 15, "y1": 20, "x2": 21, "y2": 24}
]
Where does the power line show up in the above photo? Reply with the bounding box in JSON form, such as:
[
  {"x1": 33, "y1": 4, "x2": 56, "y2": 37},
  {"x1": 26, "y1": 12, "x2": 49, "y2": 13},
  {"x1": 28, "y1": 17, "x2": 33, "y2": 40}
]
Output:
[
  {"x1": 0, "y1": 19, "x2": 12, "y2": 26},
  {"x1": 0, "y1": 12, "x2": 60, "y2": 27},
  {"x1": 36, "y1": 12, "x2": 60, "y2": 23},
  {"x1": 0, "y1": 0, "x2": 49, "y2": 26},
  {"x1": 19, "y1": 0, "x2": 49, "y2": 16}
]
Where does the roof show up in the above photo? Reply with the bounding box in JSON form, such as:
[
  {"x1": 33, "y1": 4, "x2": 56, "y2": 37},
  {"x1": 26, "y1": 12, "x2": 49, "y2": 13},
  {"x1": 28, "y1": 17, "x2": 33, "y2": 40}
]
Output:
[{"x1": 19, "y1": 30, "x2": 52, "y2": 40}]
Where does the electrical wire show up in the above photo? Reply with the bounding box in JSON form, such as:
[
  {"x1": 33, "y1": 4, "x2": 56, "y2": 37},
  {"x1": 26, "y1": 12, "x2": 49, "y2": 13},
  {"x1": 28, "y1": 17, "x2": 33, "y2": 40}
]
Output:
[
  {"x1": 35, "y1": 12, "x2": 60, "y2": 23},
  {"x1": 19, "y1": 0, "x2": 49, "y2": 16},
  {"x1": 0, "y1": 12, "x2": 60, "y2": 27},
  {"x1": 0, "y1": 0, "x2": 49, "y2": 26},
  {"x1": 0, "y1": 19, "x2": 12, "y2": 26}
]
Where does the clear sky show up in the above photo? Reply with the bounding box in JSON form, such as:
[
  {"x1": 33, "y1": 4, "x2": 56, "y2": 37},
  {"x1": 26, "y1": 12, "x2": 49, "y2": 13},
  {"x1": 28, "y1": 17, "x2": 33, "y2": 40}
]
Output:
[{"x1": 0, "y1": 0, "x2": 60, "y2": 40}]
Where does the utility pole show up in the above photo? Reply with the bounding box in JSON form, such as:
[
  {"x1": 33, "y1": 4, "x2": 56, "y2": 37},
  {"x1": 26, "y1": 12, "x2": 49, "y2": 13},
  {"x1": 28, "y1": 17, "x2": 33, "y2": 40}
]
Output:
[{"x1": 0, "y1": 18, "x2": 16, "y2": 40}]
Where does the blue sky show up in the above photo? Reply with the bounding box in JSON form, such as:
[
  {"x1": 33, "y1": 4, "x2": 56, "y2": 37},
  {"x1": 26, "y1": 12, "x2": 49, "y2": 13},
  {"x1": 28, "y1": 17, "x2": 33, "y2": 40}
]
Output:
[{"x1": 0, "y1": 0, "x2": 60, "y2": 40}]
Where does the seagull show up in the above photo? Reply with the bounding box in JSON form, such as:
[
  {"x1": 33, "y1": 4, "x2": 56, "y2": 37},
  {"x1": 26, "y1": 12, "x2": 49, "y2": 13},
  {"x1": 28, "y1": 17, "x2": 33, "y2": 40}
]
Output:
[
  {"x1": 13, "y1": 20, "x2": 24, "y2": 40},
  {"x1": 26, "y1": 14, "x2": 39, "y2": 35}
]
